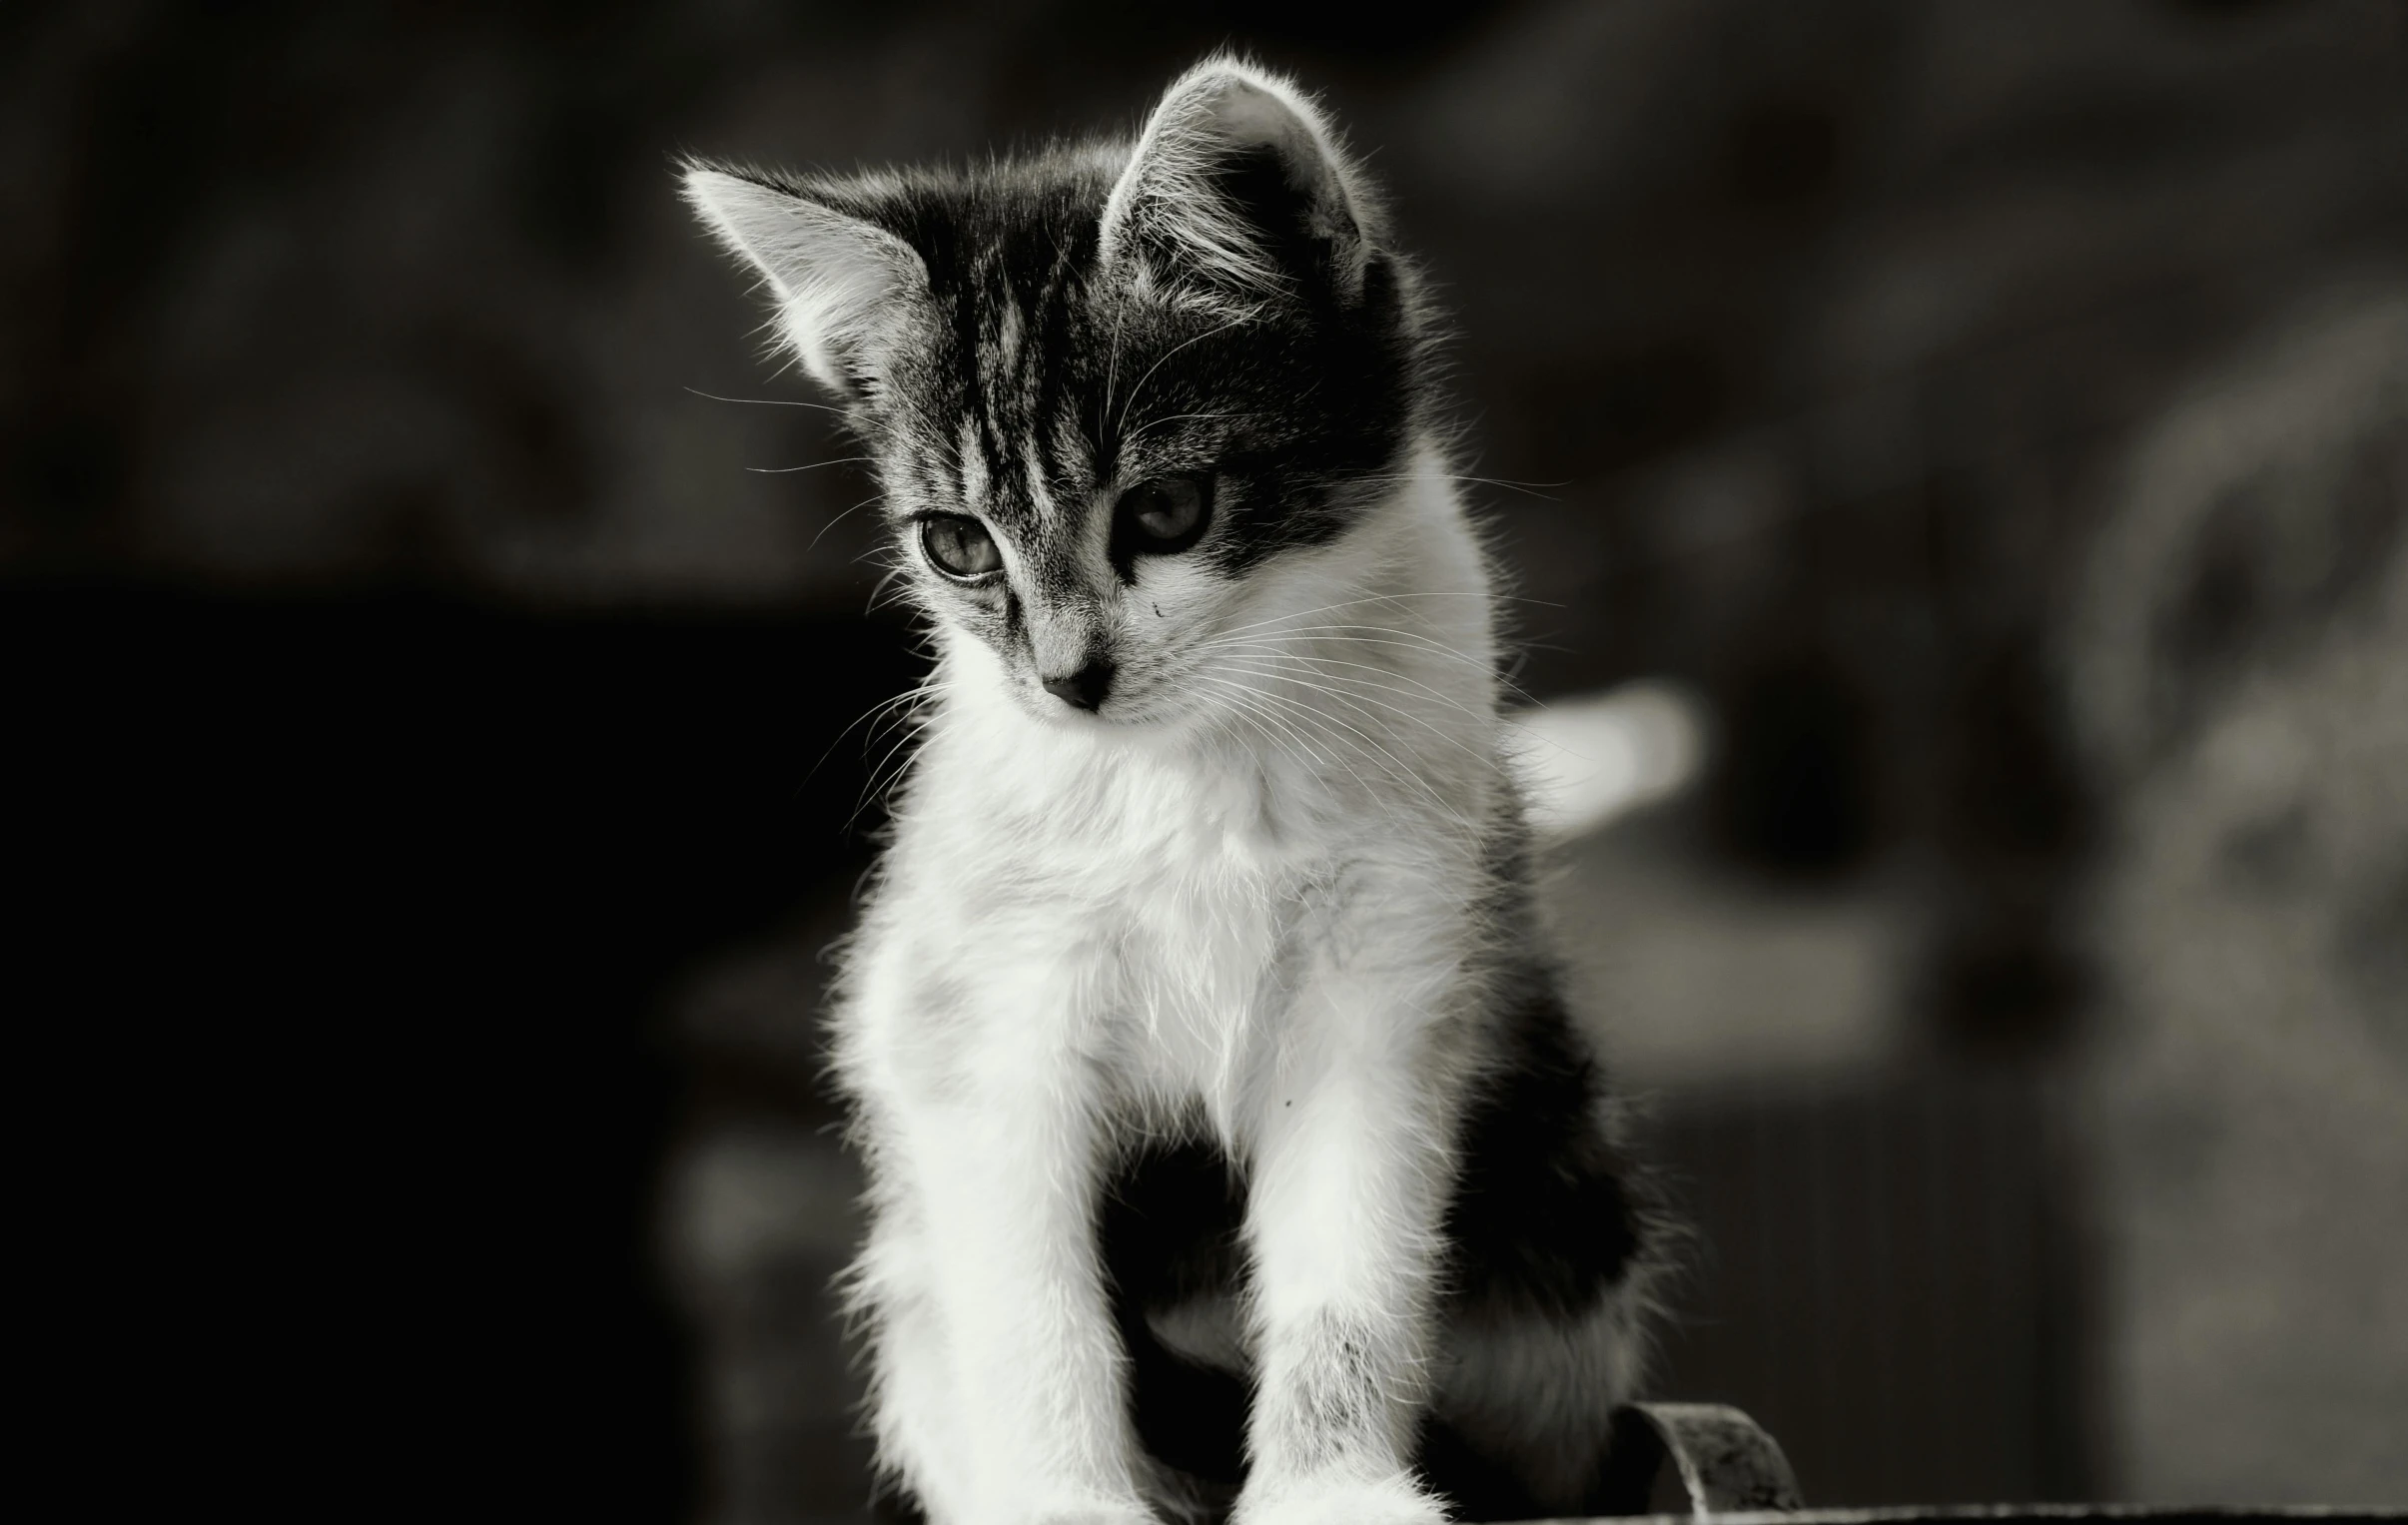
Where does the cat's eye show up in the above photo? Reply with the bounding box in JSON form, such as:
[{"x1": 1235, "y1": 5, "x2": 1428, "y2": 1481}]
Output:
[
  {"x1": 920, "y1": 514, "x2": 1002, "y2": 580},
  {"x1": 1115, "y1": 475, "x2": 1211, "y2": 555}
]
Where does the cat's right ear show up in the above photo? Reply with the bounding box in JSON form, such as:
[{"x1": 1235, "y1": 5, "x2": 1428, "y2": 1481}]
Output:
[
  {"x1": 681, "y1": 166, "x2": 927, "y2": 398},
  {"x1": 1100, "y1": 58, "x2": 1376, "y2": 312}
]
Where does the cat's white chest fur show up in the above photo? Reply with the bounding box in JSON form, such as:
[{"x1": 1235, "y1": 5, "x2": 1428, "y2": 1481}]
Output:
[{"x1": 876, "y1": 700, "x2": 1339, "y2": 1135}]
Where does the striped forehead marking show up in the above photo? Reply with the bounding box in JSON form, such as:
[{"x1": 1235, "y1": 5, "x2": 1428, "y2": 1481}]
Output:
[
  {"x1": 965, "y1": 253, "x2": 1094, "y2": 532},
  {"x1": 992, "y1": 300, "x2": 1024, "y2": 381},
  {"x1": 1021, "y1": 433, "x2": 1059, "y2": 525},
  {"x1": 956, "y1": 416, "x2": 990, "y2": 511}
]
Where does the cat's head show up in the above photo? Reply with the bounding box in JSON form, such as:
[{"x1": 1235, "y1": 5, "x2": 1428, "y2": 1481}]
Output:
[{"x1": 684, "y1": 58, "x2": 1433, "y2": 731}]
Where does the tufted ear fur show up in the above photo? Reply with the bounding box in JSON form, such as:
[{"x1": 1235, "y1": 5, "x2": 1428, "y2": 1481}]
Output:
[
  {"x1": 1100, "y1": 58, "x2": 1375, "y2": 310},
  {"x1": 681, "y1": 166, "x2": 928, "y2": 397}
]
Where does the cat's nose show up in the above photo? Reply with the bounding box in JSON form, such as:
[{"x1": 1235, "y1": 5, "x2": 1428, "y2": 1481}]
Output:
[{"x1": 1042, "y1": 659, "x2": 1116, "y2": 712}]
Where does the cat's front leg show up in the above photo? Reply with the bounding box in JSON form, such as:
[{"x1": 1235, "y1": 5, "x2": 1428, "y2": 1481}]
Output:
[
  {"x1": 871, "y1": 955, "x2": 1152, "y2": 1525},
  {"x1": 1233, "y1": 937, "x2": 1467, "y2": 1525}
]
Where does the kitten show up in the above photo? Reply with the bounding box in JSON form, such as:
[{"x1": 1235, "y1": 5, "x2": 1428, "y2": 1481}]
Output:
[{"x1": 684, "y1": 57, "x2": 1661, "y2": 1525}]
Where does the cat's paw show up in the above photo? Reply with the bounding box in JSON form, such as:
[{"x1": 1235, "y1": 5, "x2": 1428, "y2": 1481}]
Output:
[{"x1": 1233, "y1": 1472, "x2": 1448, "y2": 1525}]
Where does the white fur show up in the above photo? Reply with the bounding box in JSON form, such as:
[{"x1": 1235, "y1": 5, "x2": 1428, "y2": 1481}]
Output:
[{"x1": 836, "y1": 449, "x2": 1515, "y2": 1525}]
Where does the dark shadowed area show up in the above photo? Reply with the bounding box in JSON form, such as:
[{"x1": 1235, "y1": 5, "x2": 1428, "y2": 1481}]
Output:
[{"x1": 8, "y1": 2, "x2": 2404, "y2": 1521}]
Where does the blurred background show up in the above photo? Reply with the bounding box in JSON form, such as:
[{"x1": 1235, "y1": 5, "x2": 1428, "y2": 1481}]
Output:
[{"x1": 7, "y1": 2, "x2": 2404, "y2": 1520}]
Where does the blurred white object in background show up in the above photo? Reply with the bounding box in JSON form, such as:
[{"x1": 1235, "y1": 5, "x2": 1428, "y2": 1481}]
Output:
[
  {"x1": 1508, "y1": 679, "x2": 1711, "y2": 841},
  {"x1": 1517, "y1": 678, "x2": 1916, "y2": 1091}
]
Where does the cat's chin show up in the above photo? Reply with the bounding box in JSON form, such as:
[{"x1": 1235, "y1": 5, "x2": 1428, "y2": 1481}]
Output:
[
  {"x1": 1043, "y1": 707, "x2": 1190, "y2": 739},
  {"x1": 1014, "y1": 685, "x2": 1199, "y2": 738},
  {"x1": 1022, "y1": 695, "x2": 1146, "y2": 735}
]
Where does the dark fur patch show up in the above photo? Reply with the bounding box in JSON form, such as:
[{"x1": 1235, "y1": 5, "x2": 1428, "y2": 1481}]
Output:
[
  {"x1": 1101, "y1": 1140, "x2": 1251, "y2": 1487},
  {"x1": 1440, "y1": 984, "x2": 1646, "y2": 1322}
]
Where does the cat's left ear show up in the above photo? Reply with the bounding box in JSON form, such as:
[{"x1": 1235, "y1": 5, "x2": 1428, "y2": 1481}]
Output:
[
  {"x1": 682, "y1": 166, "x2": 928, "y2": 398},
  {"x1": 1100, "y1": 58, "x2": 1376, "y2": 310}
]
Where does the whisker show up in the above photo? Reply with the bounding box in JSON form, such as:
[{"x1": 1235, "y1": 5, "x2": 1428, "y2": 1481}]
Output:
[
  {"x1": 1101, "y1": 294, "x2": 1131, "y2": 442},
  {"x1": 1203, "y1": 629, "x2": 1484, "y2": 676},
  {"x1": 808, "y1": 492, "x2": 885, "y2": 554},
  {"x1": 1119, "y1": 409, "x2": 1257, "y2": 453},
  {"x1": 1342, "y1": 470, "x2": 1567, "y2": 499},
  {"x1": 684, "y1": 385, "x2": 847, "y2": 415},
  {"x1": 1198, "y1": 691, "x2": 1369, "y2": 821},
  {"x1": 863, "y1": 564, "x2": 914, "y2": 616},
  {"x1": 1215, "y1": 658, "x2": 1494, "y2": 774},
  {"x1": 1223, "y1": 675, "x2": 1477, "y2": 832},
  {"x1": 1193, "y1": 676, "x2": 1422, "y2": 832},
  {"x1": 1275, "y1": 704, "x2": 1475, "y2": 835},
  {"x1": 1200, "y1": 589, "x2": 1561, "y2": 647},
  {"x1": 1209, "y1": 648, "x2": 1489, "y2": 724},
  {"x1": 1220, "y1": 656, "x2": 1473, "y2": 757},
  {"x1": 1200, "y1": 624, "x2": 1486, "y2": 670},
  {"x1": 848, "y1": 683, "x2": 957, "y2": 833},
  {"x1": 1201, "y1": 625, "x2": 1542, "y2": 707},
  {"x1": 1192, "y1": 676, "x2": 1340, "y2": 772},
  {"x1": 803, "y1": 675, "x2": 956, "y2": 799},
  {"x1": 746, "y1": 456, "x2": 876, "y2": 474},
  {"x1": 1114, "y1": 314, "x2": 1255, "y2": 439}
]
